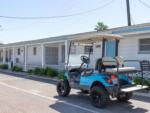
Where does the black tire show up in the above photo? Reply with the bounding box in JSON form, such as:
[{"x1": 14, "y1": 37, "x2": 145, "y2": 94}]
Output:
[
  {"x1": 57, "y1": 80, "x2": 71, "y2": 97},
  {"x1": 117, "y1": 92, "x2": 133, "y2": 102},
  {"x1": 90, "y1": 86, "x2": 109, "y2": 108},
  {"x1": 81, "y1": 89, "x2": 89, "y2": 94}
]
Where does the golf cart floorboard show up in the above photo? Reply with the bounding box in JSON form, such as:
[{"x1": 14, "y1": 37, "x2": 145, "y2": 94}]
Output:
[{"x1": 121, "y1": 85, "x2": 148, "y2": 92}]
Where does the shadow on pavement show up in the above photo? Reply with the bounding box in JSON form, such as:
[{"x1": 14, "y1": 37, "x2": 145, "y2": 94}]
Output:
[
  {"x1": 0, "y1": 72, "x2": 149, "y2": 113},
  {"x1": 49, "y1": 93, "x2": 148, "y2": 113}
]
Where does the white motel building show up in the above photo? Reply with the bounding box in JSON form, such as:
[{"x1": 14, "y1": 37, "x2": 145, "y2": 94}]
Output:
[{"x1": 0, "y1": 23, "x2": 150, "y2": 71}]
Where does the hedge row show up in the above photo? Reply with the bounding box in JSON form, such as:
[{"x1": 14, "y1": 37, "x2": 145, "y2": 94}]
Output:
[
  {"x1": 27, "y1": 67, "x2": 58, "y2": 78},
  {"x1": 0, "y1": 64, "x2": 8, "y2": 69},
  {"x1": 134, "y1": 76, "x2": 150, "y2": 88},
  {"x1": 11, "y1": 66, "x2": 23, "y2": 72}
]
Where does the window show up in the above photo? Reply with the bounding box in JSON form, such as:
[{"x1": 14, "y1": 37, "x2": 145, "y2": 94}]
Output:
[
  {"x1": 33, "y1": 47, "x2": 37, "y2": 55},
  {"x1": 139, "y1": 38, "x2": 150, "y2": 53},
  {"x1": 17, "y1": 48, "x2": 20, "y2": 55},
  {"x1": 84, "y1": 46, "x2": 93, "y2": 54},
  {"x1": 45, "y1": 47, "x2": 58, "y2": 65}
]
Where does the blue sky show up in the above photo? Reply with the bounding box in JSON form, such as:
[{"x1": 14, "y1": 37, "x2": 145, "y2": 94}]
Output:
[{"x1": 0, "y1": 0, "x2": 150, "y2": 44}]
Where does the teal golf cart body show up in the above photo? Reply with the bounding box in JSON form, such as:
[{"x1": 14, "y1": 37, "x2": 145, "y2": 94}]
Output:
[{"x1": 57, "y1": 34, "x2": 148, "y2": 108}]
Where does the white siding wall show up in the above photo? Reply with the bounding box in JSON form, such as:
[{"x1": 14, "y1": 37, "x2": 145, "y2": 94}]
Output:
[
  {"x1": 90, "y1": 42, "x2": 102, "y2": 67},
  {"x1": 119, "y1": 34, "x2": 150, "y2": 60},
  {"x1": 27, "y1": 45, "x2": 42, "y2": 66},
  {"x1": 14, "y1": 47, "x2": 24, "y2": 64},
  {"x1": 119, "y1": 34, "x2": 150, "y2": 69},
  {"x1": 71, "y1": 34, "x2": 150, "y2": 69},
  {"x1": 69, "y1": 42, "x2": 102, "y2": 68}
]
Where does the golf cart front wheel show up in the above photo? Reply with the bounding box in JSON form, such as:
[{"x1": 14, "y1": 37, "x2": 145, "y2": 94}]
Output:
[
  {"x1": 117, "y1": 92, "x2": 133, "y2": 102},
  {"x1": 57, "y1": 80, "x2": 71, "y2": 97},
  {"x1": 90, "y1": 86, "x2": 109, "y2": 108}
]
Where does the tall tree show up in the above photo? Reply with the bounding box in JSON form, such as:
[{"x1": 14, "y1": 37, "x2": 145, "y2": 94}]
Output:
[{"x1": 94, "y1": 22, "x2": 108, "y2": 31}]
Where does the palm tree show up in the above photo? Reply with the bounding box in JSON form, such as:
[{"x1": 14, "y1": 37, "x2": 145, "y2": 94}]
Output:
[{"x1": 94, "y1": 22, "x2": 108, "y2": 31}]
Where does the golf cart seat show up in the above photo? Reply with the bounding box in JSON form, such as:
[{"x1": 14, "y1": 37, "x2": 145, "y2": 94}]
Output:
[
  {"x1": 95, "y1": 57, "x2": 117, "y2": 72},
  {"x1": 96, "y1": 56, "x2": 138, "y2": 73},
  {"x1": 102, "y1": 57, "x2": 117, "y2": 67},
  {"x1": 104, "y1": 56, "x2": 138, "y2": 73},
  {"x1": 106, "y1": 67, "x2": 137, "y2": 73}
]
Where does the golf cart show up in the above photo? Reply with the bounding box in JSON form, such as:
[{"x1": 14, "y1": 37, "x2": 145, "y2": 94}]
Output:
[{"x1": 56, "y1": 34, "x2": 148, "y2": 108}]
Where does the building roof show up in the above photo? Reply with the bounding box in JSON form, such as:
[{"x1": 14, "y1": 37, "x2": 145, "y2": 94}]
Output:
[{"x1": 0, "y1": 22, "x2": 150, "y2": 48}]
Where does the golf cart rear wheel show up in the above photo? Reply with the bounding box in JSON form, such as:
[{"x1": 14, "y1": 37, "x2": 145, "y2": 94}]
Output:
[
  {"x1": 57, "y1": 80, "x2": 71, "y2": 97},
  {"x1": 90, "y1": 86, "x2": 109, "y2": 108},
  {"x1": 117, "y1": 92, "x2": 133, "y2": 102}
]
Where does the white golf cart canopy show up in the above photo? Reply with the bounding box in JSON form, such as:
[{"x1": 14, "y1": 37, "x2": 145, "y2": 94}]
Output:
[{"x1": 69, "y1": 34, "x2": 122, "y2": 44}]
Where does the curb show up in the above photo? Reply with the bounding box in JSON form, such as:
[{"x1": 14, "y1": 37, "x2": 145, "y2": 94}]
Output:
[
  {"x1": 0, "y1": 69, "x2": 59, "y2": 82},
  {"x1": 28, "y1": 75, "x2": 59, "y2": 82}
]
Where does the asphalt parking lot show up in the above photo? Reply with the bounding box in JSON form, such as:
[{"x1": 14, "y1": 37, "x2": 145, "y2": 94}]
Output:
[{"x1": 0, "y1": 72, "x2": 150, "y2": 113}]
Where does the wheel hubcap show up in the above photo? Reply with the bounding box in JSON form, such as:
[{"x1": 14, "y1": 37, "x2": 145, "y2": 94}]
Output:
[
  {"x1": 92, "y1": 91, "x2": 102, "y2": 104},
  {"x1": 59, "y1": 83, "x2": 65, "y2": 94}
]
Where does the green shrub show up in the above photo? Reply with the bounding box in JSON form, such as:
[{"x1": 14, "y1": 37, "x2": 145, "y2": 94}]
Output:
[
  {"x1": 58, "y1": 71, "x2": 66, "y2": 80},
  {"x1": 45, "y1": 67, "x2": 58, "y2": 77},
  {"x1": 0, "y1": 64, "x2": 8, "y2": 69},
  {"x1": 134, "y1": 76, "x2": 150, "y2": 88},
  {"x1": 27, "y1": 67, "x2": 58, "y2": 78},
  {"x1": 27, "y1": 69, "x2": 34, "y2": 75},
  {"x1": 11, "y1": 66, "x2": 23, "y2": 72},
  {"x1": 32, "y1": 67, "x2": 46, "y2": 76}
]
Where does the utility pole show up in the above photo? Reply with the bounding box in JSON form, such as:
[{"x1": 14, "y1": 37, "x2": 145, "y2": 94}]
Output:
[{"x1": 126, "y1": 0, "x2": 131, "y2": 26}]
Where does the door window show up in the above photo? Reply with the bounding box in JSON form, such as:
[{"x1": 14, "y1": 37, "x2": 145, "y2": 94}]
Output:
[{"x1": 105, "y1": 40, "x2": 116, "y2": 57}]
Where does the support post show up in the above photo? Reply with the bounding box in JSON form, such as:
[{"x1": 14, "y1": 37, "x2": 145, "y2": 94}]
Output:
[
  {"x1": 3, "y1": 48, "x2": 6, "y2": 64},
  {"x1": 41, "y1": 44, "x2": 45, "y2": 68},
  {"x1": 12, "y1": 47, "x2": 15, "y2": 64},
  {"x1": 7, "y1": 48, "x2": 10, "y2": 62},
  {"x1": 65, "y1": 40, "x2": 70, "y2": 69},
  {"x1": 115, "y1": 40, "x2": 119, "y2": 56},
  {"x1": 102, "y1": 39, "x2": 106, "y2": 57},
  {"x1": 24, "y1": 45, "x2": 27, "y2": 71},
  {"x1": 58, "y1": 44, "x2": 62, "y2": 65},
  {"x1": 65, "y1": 40, "x2": 68, "y2": 64}
]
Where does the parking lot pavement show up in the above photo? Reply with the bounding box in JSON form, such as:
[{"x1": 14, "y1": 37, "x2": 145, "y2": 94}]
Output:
[{"x1": 0, "y1": 73, "x2": 150, "y2": 113}]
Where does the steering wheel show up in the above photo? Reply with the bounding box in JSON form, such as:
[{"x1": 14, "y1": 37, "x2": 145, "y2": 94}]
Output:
[{"x1": 80, "y1": 56, "x2": 90, "y2": 64}]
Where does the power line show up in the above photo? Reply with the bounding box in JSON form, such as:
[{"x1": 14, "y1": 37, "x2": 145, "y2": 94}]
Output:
[
  {"x1": 138, "y1": 0, "x2": 150, "y2": 8},
  {"x1": 0, "y1": 0, "x2": 115, "y2": 20}
]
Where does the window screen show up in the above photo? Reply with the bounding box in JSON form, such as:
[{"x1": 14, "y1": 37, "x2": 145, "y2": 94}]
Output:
[
  {"x1": 84, "y1": 46, "x2": 93, "y2": 54},
  {"x1": 139, "y1": 38, "x2": 150, "y2": 53},
  {"x1": 33, "y1": 47, "x2": 37, "y2": 55},
  {"x1": 45, "y1": 47, "x2": 58, "y2": 65},
  {"x1": 17, "y1": 48, "x2": 20, "y2": 55}
]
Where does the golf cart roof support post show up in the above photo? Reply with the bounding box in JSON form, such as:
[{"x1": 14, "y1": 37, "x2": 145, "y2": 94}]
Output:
[
  {"x1": 115, "y1": 40, "x2": 119, "y2": 57},
  {"x1": 87, "y1": 43, "x2": 94, "y2": 68},
  {"x1": 66, "y1": 41, "x2": 72, "y2": 71},
  {"x1": 88, "y1": 43, "x2": 93, "y2": 57},
  {"x1": 102, "y1": 38, "x2": 106, "y2": 57}
]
